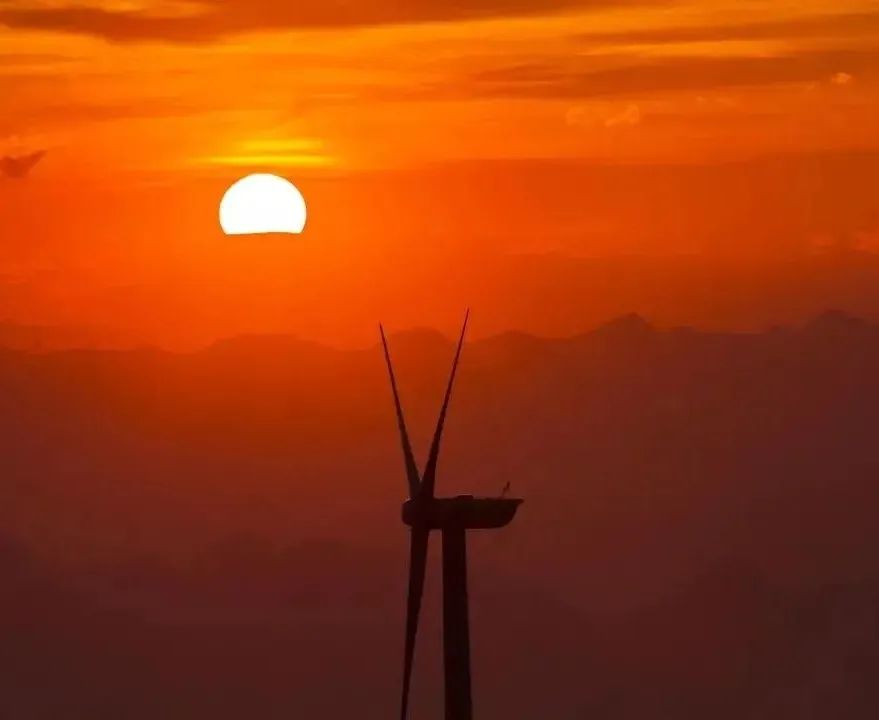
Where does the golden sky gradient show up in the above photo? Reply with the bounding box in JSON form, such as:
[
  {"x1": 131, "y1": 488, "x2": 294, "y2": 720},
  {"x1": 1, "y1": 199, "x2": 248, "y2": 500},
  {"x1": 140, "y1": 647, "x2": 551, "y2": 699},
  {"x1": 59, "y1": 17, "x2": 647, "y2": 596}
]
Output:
[
  {"x1": 1, "y1": 1, "x2": 878, "y2": 346},
  {"x1": 3, "y1": 0, "x2": 877, "y2": 171}
]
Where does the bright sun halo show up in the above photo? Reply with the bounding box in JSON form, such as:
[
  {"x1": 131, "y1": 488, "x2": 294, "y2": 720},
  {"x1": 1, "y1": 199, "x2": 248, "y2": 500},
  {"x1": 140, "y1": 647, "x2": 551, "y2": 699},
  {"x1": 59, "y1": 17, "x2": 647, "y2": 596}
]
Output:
[{"x1": 219, "y1": 173, "x2": 307, "y2": 235}]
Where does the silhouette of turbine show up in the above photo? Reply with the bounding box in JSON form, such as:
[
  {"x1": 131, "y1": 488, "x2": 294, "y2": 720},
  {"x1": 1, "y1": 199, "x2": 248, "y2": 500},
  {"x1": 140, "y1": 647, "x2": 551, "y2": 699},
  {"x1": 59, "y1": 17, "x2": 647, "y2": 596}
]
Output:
[{"x1": 380, "y1": 311, "x2": 523, "y2": 720}]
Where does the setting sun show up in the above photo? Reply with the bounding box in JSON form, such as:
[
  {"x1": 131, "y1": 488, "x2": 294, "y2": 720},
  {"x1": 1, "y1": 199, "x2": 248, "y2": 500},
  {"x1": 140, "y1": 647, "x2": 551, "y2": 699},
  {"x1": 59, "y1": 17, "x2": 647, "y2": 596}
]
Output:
[{"x1": 219, "y1": 174, "x2": 307, "y2": 235}]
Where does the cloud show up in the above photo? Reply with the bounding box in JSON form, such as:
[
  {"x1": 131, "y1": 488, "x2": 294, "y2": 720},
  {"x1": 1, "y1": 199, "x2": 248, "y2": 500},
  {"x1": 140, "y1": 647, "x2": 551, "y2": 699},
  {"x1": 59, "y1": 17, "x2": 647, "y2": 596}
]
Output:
[
  {"x1": 564, "y1": 101, "x2": 642, "y2": 128},
  {"x1": 0, "y1": 97, "x2": 199, "y2": 136},
  {"x1": 604, "y1": 103, "x2": 640, "y2": 127},
  {"x1": 0, "y1": 0, "x2": 652, "y2": 42},
  {"x1": 0, "y1": 52, "x2": 72, "y2": 66},
  {"x1": 831, "y1": 71, "x2": 854, "y2": 85},
  {"x1": 575, "y1": 11, "x2": 879, "y2": 46},
  {"x1": 461, "y1": 49, "x2": 879, "y2": 100},
  {"x1": 0, "y1": 149, "x2": 45, "y2": 179}
]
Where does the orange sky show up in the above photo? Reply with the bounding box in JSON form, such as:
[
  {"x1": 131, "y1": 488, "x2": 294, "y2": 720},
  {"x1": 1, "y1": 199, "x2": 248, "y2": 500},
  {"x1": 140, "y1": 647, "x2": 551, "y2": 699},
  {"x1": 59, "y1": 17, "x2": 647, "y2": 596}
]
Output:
[{"x1": 1, "y1": 1, "x2": 878, "y2": 347}]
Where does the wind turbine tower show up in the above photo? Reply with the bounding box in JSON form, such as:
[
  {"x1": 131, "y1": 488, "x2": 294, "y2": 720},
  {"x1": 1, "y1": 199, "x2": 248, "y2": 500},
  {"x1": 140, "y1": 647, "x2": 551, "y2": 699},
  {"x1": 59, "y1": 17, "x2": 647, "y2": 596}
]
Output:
[{"x1": 380, "y1": 312, "x2": 523, "y2": 720}]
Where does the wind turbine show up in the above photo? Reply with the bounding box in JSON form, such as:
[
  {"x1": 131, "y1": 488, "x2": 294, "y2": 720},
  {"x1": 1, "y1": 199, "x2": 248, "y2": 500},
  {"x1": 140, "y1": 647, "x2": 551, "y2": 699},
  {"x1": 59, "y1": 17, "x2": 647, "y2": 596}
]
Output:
[{"x1": 380, "y1": 311, "x2": 523, "y2": 720}]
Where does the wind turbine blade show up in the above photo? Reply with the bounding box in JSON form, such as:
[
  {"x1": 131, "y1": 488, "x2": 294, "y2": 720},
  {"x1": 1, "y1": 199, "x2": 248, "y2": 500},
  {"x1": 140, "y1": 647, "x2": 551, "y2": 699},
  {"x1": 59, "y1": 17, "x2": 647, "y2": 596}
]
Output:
[
  {"x1": 400, "y1": 526, "x2": 429, "y2": 720},
  {"x1": 419, "y1": 310, "x2": 469, "y2": 499},
  {"x1": 381, "y1": 325, "x2": 421, "y2": 498}
]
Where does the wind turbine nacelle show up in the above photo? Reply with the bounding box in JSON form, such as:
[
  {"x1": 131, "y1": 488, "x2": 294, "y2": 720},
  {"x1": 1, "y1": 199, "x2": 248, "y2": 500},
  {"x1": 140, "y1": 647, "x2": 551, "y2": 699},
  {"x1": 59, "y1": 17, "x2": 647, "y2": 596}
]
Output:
[{"x1": 402, "y1": 496, "x2": 522, "y2": 530}]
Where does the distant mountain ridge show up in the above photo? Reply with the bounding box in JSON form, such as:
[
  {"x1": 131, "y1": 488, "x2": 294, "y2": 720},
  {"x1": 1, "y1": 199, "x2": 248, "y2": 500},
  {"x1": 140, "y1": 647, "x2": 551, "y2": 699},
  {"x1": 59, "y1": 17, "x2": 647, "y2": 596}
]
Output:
[
  {"x1": 0, "y1": 319, "x2": 140, "y2": 352},
  {"x1": 1, "y1": 309, "x2": 878, "y2": 719}
]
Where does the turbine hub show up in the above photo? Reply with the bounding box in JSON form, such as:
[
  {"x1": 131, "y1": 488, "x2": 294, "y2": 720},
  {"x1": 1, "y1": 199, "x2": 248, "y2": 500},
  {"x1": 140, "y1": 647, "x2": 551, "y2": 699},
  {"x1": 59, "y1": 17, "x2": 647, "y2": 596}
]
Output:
[{"x1": 402, "y1": 496, "x2": 522, "y2": 530}]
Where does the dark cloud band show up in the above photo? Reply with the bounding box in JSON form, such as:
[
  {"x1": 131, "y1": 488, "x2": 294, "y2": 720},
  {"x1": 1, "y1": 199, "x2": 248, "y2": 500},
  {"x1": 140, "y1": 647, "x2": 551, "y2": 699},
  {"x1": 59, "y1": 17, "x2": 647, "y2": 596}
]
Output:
[
  {"x1": 462, "y1": 49, "x2": 877, "y2": 99},
  {"x1": 0, "y1": 0, "x2": 641, "y2": 42},
  {"x1": 576, "y1": 11, "x2": 879, "y2": 46}
]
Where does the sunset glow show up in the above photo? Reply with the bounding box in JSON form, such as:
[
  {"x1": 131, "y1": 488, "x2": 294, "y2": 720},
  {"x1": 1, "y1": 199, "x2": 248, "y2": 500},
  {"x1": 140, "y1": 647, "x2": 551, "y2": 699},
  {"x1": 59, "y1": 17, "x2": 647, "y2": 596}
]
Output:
[
  {"x1": 0, "y1": 0, "x2": 877, "y2": 347},
  {"x1": 3, "y1": 3, "x2": 879, "y2": 716}
]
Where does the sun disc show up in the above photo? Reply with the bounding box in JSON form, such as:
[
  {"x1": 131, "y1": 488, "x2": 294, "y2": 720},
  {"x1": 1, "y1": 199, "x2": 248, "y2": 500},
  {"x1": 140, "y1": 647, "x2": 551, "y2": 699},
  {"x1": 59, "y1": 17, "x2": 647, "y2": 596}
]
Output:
[{"x1": 219, "y1": 173, "x2": 307, "y2": 235}]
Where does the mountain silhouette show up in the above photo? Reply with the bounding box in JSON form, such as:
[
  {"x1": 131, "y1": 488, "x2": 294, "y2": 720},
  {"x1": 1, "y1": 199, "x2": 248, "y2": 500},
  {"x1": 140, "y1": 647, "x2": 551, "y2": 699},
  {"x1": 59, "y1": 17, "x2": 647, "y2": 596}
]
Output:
[{"x1": 1, "y1": 313, "x2": 878, "y2": 718}]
